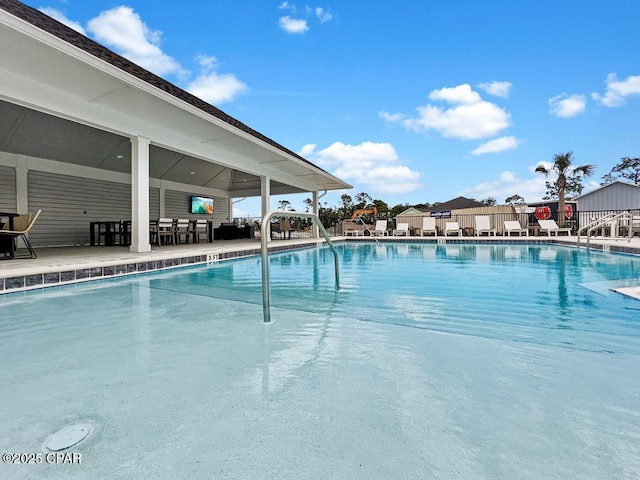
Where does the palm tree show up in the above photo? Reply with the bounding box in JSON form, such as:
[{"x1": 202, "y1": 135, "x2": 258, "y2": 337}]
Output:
[{"x1": 535, "y1": 151, "x2": 595, "y2": 226}]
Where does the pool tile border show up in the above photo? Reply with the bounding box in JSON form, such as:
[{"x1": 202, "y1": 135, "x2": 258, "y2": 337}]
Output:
[
  {"x1": 1, "y1": 238, "x2": 638, "y2": 295},
  {"x1": 0, "y1": 242, "x2": 318, "y2": 295}
]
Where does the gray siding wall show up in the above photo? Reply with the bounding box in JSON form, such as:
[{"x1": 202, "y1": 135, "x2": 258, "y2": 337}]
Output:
[
  {"x1": 0, "y1": 166, "x2": 16, "y2": 212},
  {"x1": 164, "y1": 190, "x2": 229, "y2": 227},
  {"x1": 577, "y1": 183, "x2": 640, "y2": 212},
  {"x1": 28, "y1": 171, "x2": 160, "y2": 247}
]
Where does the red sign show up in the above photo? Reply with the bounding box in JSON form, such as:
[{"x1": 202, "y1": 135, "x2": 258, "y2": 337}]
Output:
[
  {"x1": 564, "y1": 204, "x2": 573, "y2": 219},
  {"x1": 535, "y1": 206, "x2": 551, "y2": 220}
]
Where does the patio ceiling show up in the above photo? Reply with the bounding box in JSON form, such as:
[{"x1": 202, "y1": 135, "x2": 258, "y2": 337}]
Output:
[
  {"x1": 0, "y1": 99, "x2": 296, "y2": 195},
  {"x1": 0, "y1": 2, "x2": 351, "y2": 197}
]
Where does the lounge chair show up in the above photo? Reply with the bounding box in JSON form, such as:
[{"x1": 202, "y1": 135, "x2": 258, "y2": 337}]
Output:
[
  {"x1": 420, "y1": 217, "x2": 437, "y2": 237},
  {"x1": 0, "y1": 209, "x2": 42, "y2": 259},
  {"x1": 538, "y1": 219, "x2": 571, "y2": 236},
  {"x1": 504, "y1": 220, "x2": 528, "y2": 236},
  {"x1": 392, "y1": 222, "x2": 409, "y2": 236},
  {"x1": 474, "y1": 215, "x2": 496, "y2": 236},
  {"x1": 371, "y1": 220, "x2": 388, "y2": 236},
  {"x1": 444, "y1": 221, "x2": 462, "y2": 236}
]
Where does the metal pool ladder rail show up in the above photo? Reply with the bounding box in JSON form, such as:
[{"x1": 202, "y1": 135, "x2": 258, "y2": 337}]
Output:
[
  {"x1": 260, "y1": 210, "x2": 340, "y2": 323},
  {"x1": 577, "y1": 211, "x2": 634, "y2": 248}
]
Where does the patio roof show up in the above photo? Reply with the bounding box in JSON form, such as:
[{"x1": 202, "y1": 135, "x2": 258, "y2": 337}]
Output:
[{"x1": 0, "y1": 0, "x2": 351, "y2": 196}]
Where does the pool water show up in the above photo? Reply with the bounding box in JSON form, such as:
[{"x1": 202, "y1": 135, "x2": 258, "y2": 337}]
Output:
[{"x1": 1, "y1": 243, "x2": 639, "y2": 479}]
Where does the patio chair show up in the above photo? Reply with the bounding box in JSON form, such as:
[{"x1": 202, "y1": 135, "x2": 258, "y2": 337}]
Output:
[
  {"x1": 0, "y1": 209, "x2": 42, "y2": 259},
  {"x1": 632, "y1": 216, "x2": 640, "y2": 237},
  {"x1": 538, "y1": 219, "x2": 571, "y2": 236},
  {"x1": 280, "y1": 220, "x2": 291, "y2": 240},
  {"x1": 475, "y1": 215, "x2": 496, "y2": 236},
  {"x1": 444, "y1": 221, "x2": 462, "y2": 236},
  {"x1": 392, "y1": 222, "x2": 409, "y2": 236},
  {"x1": 192, "y1": 219, "x2": 208, "y2": 243},
  {"x1": 420, "y1": 217, "x2": 437, "y2": 237},
  {"x1": 174, "y1": 218, "x2": 191, "y2": 244},
  {"x1": 371, "y1": 220, "x2": 388, "y2": 236},
  {"x1": 503, "y1": 220, "x2": 528, "y2": 236},
  {"x1": 155, "y1": 218, "x2": 175, "y2": 246}
]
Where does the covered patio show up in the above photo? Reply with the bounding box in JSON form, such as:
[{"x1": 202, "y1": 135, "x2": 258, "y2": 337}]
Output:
[{"x1": 0, "y1": 2, "x2": 350, "y2": 257}]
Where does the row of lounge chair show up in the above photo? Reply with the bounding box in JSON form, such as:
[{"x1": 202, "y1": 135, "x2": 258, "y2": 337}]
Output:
[{"x1": 367, "y1": 217, "x2": 572, "y2": 237}]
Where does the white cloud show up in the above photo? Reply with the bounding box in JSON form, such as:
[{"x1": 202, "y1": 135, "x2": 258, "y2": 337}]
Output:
[
  {"x1": 279, "y1": 16, "x2": 309, "y2": 34},
  {"x1": 302, "y1": 141, "x2": 422, "y2": 194},
  {"x1": 298, "y1": 144, "x2": 317, "y2": 156},
  {"x1": 39, "y1": 7, "x2": 86, "y2": 35},
  {"x1": 186, "y1": 73, "x2": 247, "y2": 105},
  {"x1": 378, "y1": 111, "x2": 406, "y2": 123},
  {"x1": 184, "y1": 54, "x2": 247, "y2": 104},
  {"x1": 428, "y1": 84, "x2": 482, "y2": 105},
  {"x1": 403, "y1": 102, "x2": 511, "y2": 140},
  {"x1": 477, "y1": 81, "x2": 512, "y2": 98},
  {"x1": 471, "y1": 136, "x2": 521, "y2": 155},
  {"x1": 592, "y1": 73, "x2": 640, "y2": 107},
  {"x1": 87, "y1": 6, "x2": 184, "y2": 76},
  {"x1": 393, "y1": 84, "x2": 511, "y2": 140},
  {"x1": 84, "y1": 7, "x2": 246, "y2": 104},
  {"x1": 277, "y1": 4, "x2": 333, "y2": 33},
  {"x1": 315, "y1": 7, "x2": 333, "y2": 23},
  {"x1": 548, "y1": 93, "x2": 587, "y2": 118},
  {"x1": 459, "y1": 167, "x2": 548, "y2": 203}
]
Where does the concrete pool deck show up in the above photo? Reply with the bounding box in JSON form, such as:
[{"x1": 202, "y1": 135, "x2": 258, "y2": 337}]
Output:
[{"x1": 1, "y1": 235, "x2": 640, "y2": 297}]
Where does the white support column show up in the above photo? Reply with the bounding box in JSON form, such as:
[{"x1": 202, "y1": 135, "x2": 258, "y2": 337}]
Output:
[
  {"x1": 130, "y1": 136, "x2": 151, "y2": 253},
  {"x1": 15, "y1": 159, "x2": 28, "y2": 214},
  {"x1": 312, "y1": 191, "x2": 319, "y2": 238},
  {"x1": 159, "y1": 181, "x2": 166, "y2": 218},
  {"x1": 229, "y1": 197, "x2": 234, "y2": 223},
  {"x1": 261, "y1": 176, "x2": 271, "y2": 241}
]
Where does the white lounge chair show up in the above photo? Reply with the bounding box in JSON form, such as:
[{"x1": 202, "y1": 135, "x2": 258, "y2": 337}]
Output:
[
  {"x1": 371, "y1": 220, "x2": 388, "y2": 236},
  {"x1": 538, "y1": 219, "x2": 571, "y2": 236},
  {"x1": 504, "y1": 220, "x2": 528, "y2": 236},
  {"x1": 474, "y1": 215, "x2": 496, "y2": 236},
  {"x1": 444, "y1": 221, "x2": 462, "y2": 236},
  {"x1": 420, "y1": 217, "x2": 437, "y2": 237},
  {"x1": 392, "y1": 222, "x2": 409, "y2": 236}
]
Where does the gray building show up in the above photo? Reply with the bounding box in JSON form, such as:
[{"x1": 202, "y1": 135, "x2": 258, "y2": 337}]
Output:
[{"x1": 574, "y1": 181, "x2": 640, "y2": 212}]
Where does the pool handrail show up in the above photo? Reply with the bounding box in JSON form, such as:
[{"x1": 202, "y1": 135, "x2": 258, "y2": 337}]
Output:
[
  {"x1": 577, "y1": 211, "x2": 633, "y2": 248},
  {"x1": 260, "y1": 210, "x2": 340, "y2": 323}
]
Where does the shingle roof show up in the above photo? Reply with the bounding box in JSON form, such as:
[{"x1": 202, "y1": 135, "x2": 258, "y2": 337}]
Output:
[
  {"x1": 432, "y1": 196, "x2": 484, "y2": 211},
  {"x1": 0, "y1": 0, "x2": 331, "y2": 175}
]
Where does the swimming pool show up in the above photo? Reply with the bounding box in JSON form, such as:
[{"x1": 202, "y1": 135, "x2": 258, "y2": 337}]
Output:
[{"x1": 1, "y1": 243, "x2": 639, "y2": 479}]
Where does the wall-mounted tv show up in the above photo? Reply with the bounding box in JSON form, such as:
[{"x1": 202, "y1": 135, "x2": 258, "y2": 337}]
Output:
[{"x1": 191, "y1": 196, "x2": 215, "y2": 215}]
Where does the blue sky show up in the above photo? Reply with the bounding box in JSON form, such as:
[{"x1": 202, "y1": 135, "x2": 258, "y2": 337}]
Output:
[{"x1": 31, "y1": 0, "x2": 640, "y2": 217}]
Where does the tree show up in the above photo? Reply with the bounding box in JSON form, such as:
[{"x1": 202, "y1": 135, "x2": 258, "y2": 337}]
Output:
[
  {"x1": 371, "y1": 199, "x2": 389, "y2": 219},
  {"x1": 480, "y1": 197, "x2": 497, "y2": 206},
  {"x1": 354, "y1": 192, "x2": 373, "y2": 208},
  {"x1": 412, "y1": 202, "x2": 432, "y2": 211},
  {"x1": 535, "y1": 151, "x2": 595, "y2": 226},
  {"x1": 303, "y1": 197, "x2": 314, "y2": 212},
  {"x1": 389, "y1": 203, "x2": 410, "y2": 219},
  {"x1": 339, "y1": 194, "x2": 354, "y2": 219},
  {"x1": 505, "y1": 194, "x2": 526, "y2": 205},
  {"x1": 601, "y1": 156, "x2": 640, "y2": 185},
  {"x1": 277, "y1": 199, "x2": 292, "y2": 211}
]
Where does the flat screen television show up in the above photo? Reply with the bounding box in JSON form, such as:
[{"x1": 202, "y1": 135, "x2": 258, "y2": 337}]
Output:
[{"x1": 191, "y1": 196, "x2": 215, "y2": 215}]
